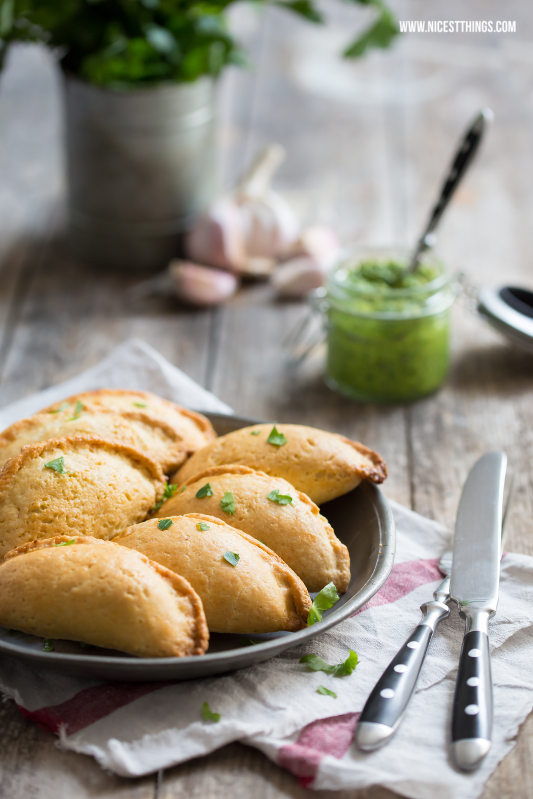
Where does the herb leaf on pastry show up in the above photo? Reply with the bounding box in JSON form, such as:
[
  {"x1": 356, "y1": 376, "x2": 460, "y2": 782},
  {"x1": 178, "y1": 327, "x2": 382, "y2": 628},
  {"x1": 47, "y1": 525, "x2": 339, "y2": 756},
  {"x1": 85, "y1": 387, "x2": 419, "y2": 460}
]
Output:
[
  {"x1": 156, "y1": 465, "x2": 350, "y2": 592},
  {"x1": 174, "y1": 424, "x2": 387, "y2": 505},
  {"x1": 0, "y1": 536, "x2": 208, "y2": 658},
  {"x1": 114, "y1": 514, "x2": 312, "y2": 634},
  {"x1": 0, "y1": 435, "x2": 165, "y2": 558}
]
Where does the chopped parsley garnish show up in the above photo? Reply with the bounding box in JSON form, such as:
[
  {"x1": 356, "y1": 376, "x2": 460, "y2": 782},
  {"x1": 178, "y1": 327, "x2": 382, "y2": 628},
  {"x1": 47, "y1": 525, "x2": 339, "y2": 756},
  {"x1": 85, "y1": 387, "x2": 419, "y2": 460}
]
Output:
[
  {"x1": 154, "y1": 483, "x2": 178, "y2": 511},
  {"x1": 201, "y1": 702, "x2": 220, "y2": 722},
  {"x1": 240, "y1": 638, "x2": 261, "y2": 647},
  {"x1": 300, "y1": 649, "x2": 358, "y2": 676},
  {"x1": 250, "y1": 430, "x2": 261, "y2": 436},
  {"x1": 223, "y1": 551, "x2": 240, "y2": 567},
  {"x1": 44, "y1": 457, "x2": 72, "y2": 475},
  {"x1": 43, "y1": 639, "x2": 54, "y2": 652},
  {"x1": 54, "y1": 539, "x2": 76, "y2": 547},
  {"x1": 220, "y1": 492, "x2": 235, "y2": 515},
  {"x1": 180, "y1": 486, "x2": 187, "y2": 493},
  {"x1": 316, "y1": 685, "x2": 337, "y2": 698},
  {"x1": 133, "y1": 402, "x2": 147, "y2": 408},
  {"x1": 158, "y1": 519, "x2": 173, "y2": 530},
  {"x1": 67, "y1": 400, "x2": 84, "y2": 420},
  {"x1": 267, "y1": 426, "x2": 287, "y2": 447},
  {"x1": 196, "y1": 522, "x2": 210, "y2": 532},
  {"x1": 48, "y1": 402, "x2": 69, "y2": 414},
  {"x1": 267, "y1": 489, "x2": 294, "y2": 506},
  {"x1": 307, "y1": 582, "x2": 340, "y2": 625},
  {"x1": 196, "y1": 483, "x2": 213, "y2": 498}
]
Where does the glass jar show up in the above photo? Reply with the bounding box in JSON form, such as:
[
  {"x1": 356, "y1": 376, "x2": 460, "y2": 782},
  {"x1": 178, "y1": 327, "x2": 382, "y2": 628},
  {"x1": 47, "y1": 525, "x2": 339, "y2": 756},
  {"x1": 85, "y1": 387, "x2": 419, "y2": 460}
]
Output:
[{"x1": 323, "y1": 247, "x2": 456, "y2": 403}]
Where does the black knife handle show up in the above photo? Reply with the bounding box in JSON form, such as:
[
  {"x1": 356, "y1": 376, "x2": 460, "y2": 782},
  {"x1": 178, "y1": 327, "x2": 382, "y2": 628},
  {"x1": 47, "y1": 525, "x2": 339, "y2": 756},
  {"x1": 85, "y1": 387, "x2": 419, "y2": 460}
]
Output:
[
  {"x1": 451, "y1": 629, "x2": 492, "y2": 770},
  {"x1": 356, "y1": 599, "x2": 449, "y2": 752}
]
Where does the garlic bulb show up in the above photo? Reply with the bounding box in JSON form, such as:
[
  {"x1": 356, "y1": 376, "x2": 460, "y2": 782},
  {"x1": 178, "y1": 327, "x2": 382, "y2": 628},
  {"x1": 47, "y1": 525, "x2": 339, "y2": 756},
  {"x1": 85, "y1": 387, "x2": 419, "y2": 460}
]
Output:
[
  {"x1": 169, "y1": 261, "x2": 239, "y2": 306},
  {"x1": 271, "y1": 257, "x2": 327, "y2": 299},
  {"x1": 186, "y1": 144, "x2": 300, "y2": 275}
]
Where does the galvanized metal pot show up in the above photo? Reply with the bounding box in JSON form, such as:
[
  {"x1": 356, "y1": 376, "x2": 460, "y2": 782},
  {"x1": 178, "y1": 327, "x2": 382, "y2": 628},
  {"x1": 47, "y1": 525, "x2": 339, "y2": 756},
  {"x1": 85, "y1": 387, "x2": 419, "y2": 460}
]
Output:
[{"x1": 63, "y1": 74, "x2": 216, "y2": 271}]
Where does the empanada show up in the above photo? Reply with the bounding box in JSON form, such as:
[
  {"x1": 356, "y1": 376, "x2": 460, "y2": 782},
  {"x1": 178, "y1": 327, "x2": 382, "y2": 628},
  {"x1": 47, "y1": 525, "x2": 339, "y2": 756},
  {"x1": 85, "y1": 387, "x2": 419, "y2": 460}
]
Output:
[
  {"x1": 43, "y1": 389, "x2": 216, "y2": 455},
  {"x1": 0, "y1": 435, "x2": 165, "y2": 558},
  {"x1": 174, "y1": 424, "x2": 387, "y2": 504},
  {"x1": 157, "y1": 465, "x2": 350, "y2": 592},
  {"x1": 0, "y1": 408, "x2": 186, "y2": 473},
  {"x1": 0, "y1": 536, "x2": 208, "y2": 658},
  {"x1": 115, "y1": 514, "x2": 311, "y2": 633}
]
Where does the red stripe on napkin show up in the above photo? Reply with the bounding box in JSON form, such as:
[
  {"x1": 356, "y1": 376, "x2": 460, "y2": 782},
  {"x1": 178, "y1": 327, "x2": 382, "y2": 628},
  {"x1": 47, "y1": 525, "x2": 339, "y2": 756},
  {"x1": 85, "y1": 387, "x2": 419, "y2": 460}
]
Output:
[
  {"x1": 18, "y1": 681, "x2": 169, "y2": 736},
  {"x1": 352, "y1": 557, "x2": 441, "y2": 616},
  {"x1": 278, "y1": 713, "x2": 360, "y2": 788}
]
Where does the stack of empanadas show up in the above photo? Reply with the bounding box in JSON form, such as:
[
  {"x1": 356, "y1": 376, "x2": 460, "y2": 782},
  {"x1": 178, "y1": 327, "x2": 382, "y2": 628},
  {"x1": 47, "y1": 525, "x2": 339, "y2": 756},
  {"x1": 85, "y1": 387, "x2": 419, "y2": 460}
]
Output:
[{"x1": 0, "y1": 390, "x2": 387, "y2": 658}]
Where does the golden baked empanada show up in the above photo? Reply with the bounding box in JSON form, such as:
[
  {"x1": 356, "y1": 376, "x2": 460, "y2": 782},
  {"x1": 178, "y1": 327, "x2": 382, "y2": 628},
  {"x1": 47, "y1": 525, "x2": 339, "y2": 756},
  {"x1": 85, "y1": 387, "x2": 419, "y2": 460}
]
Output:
[
  {"x1": 43, "y1": 389, "x2": 216, "y2": 455},
  {"x1": 115, "y1": 514, "x2": 311, "y2": 634},
  {"x1": 174, "y1": 423, "x2": 387, "y2": 505},
  {"x1": 157, "y1": 465, "x2": 350, "y2": 592},
  {"x1": 0, "y1": 408, "x2": 186, "y2": 473},
  {"x1": 0, "y1": 435, "x2": 165, "y2": 558},
  {"x1": 0, "y1": 536, "x2": 208, "y2": 658}
]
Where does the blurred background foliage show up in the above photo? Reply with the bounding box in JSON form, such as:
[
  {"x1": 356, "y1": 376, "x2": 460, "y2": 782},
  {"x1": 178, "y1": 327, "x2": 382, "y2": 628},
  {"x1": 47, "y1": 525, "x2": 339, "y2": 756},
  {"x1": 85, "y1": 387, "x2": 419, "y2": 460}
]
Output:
[{"x1": 0, "y1": 0, "x2": 399, "y2": 88}]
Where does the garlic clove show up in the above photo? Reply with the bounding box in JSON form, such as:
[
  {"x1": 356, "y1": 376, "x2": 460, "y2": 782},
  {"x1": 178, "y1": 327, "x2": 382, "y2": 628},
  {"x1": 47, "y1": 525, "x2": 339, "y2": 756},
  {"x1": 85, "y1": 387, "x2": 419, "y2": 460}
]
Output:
[
  {"x1": 287, "y1": 225, "x2": 341, "y2": 270},
  {"x1": 185, "y1": 199, "x2": 246, "y2": 272},
  {"x1": 271, "y1": 256, "x2": 327, "y2": 299},
  {"x1": 169, "y1": 260, "x2": 239, "y2": 306},
  {"x1": 239, "y1": 191, "x2": 300, "y2": 259}
]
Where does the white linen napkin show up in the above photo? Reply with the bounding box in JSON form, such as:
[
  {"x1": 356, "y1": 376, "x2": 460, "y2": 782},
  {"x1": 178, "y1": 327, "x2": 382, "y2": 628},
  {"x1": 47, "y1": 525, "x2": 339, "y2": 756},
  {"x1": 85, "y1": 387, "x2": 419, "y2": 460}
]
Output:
[{"x1": 0, "y1": 339, "x2": 532, "y2": 799}]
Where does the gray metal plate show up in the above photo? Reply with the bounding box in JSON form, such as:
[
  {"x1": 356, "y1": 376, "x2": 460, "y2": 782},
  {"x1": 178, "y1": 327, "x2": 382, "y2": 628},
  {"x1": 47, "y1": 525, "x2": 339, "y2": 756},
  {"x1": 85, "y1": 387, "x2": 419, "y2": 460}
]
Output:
[{"x1": 0, "y1": 412, "x2": 395, "y2": 682}]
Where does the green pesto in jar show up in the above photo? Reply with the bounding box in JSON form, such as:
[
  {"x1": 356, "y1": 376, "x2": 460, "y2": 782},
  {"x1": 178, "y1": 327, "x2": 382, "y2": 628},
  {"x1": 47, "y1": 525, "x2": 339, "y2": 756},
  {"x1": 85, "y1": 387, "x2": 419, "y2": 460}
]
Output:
[{"x1": 324, "y1": 255, "x2": 454, "y2": 403}]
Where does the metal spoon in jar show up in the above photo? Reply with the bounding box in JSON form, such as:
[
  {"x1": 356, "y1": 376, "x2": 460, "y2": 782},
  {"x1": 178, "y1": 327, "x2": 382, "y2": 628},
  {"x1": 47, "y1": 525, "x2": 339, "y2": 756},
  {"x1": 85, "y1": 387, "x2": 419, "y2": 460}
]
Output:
[{"x1": 408, "y1": 108, "x2": 493, "y2": 274}]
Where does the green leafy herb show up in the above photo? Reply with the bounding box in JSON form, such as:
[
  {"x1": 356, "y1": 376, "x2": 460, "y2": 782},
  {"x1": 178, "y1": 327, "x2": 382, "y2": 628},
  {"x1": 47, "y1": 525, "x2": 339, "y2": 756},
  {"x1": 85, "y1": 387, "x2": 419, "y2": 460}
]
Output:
[
  {"x1": 133, "y1": 402, "x2": 147, "y2": 408},
  {"x1": 258, "y1": 539, "x2": 266, "y2": 545},
  {"x1": 307, "y1": 582, "x2": 340, "y2": 625},
  {"x1": 250, "y1": 430, "x2": 261, "y2": 436},
  {"x1": 316, "y1": 685, "x2": 337, "y2": 698},
  {"x1": 196, "y1": 522, "x2": 210, "y2": 531},
  {"x1": 158, "y1": 519, "x2": 173, "y2": 530},
  {"x1": 153, "y1": 483, "x2": 178, "y2": 512},
  {"x1": 54, "y1": 539, "x2": 76, "y2": 547},
  {"x1": 44, "y1": 456, "x2": 72, "y2": 475},
  {"x1": 201, "y1": 702, "x2": 221, "y2": 722},
  {"x1": 220, "y1": 492, "x2": 235, "y2": 515},
  {"x1": 180, "y1": 486, "x2": 187, "y2": 493},
  {"x1": 43, "y1": 639, "x2": 54, "y2": 652},
  {"x1": 267, "y1": 426, "x2": 287, "y2": 447},
  {"x1": 240, "y1": 638, "x2": 261, "y2": 646},
  {"x1": 223, "y1": 551, "x2": 240, "y2": 567},
  {"x1": 343, "y1": 2, "x2": 399, "y2": 59},
  {"x1": 196, "y1": 483, "x2": 213, "y2": 498},
  {"x1": 48, "y1": 402, "x2": 69, "y2": 414},
  {"x1": 67, "y1": 400, "x2": 84, "y2": 420},
  {"x1": 267, "y1": 489, "x2": 294, "y2": 506},
  {"x1": 300, "y1": 649, "x2": 358, "y2": 676}
]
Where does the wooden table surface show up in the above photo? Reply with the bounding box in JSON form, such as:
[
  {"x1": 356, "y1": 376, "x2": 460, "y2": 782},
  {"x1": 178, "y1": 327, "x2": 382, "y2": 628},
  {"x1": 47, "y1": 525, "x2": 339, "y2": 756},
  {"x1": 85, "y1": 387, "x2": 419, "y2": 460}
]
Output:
[{"x1": 0, "y1": 1, "x2": 532, "y2": 796}]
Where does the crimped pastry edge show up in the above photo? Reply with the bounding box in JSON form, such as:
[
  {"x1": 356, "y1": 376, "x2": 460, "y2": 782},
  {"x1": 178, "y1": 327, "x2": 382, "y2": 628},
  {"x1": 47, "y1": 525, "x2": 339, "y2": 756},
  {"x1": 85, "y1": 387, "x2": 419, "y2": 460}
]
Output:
[{"x1": 2, "y1": 534, "x2": 209, "y2": 656}]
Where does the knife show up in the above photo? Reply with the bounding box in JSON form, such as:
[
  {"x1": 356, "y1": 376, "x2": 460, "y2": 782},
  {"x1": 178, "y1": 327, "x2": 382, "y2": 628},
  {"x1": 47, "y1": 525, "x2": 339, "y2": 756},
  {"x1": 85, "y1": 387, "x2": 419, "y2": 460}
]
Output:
[{"x1": 449, "y1": 450, "x2": 507, "y2": 771}]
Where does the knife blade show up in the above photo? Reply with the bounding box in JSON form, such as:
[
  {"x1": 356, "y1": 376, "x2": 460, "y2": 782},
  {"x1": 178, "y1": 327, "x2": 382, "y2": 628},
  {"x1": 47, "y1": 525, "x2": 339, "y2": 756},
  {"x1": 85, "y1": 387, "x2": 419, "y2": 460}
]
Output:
[{"x1": 449, "y1": 451, "x2": 507, "y2": 771}]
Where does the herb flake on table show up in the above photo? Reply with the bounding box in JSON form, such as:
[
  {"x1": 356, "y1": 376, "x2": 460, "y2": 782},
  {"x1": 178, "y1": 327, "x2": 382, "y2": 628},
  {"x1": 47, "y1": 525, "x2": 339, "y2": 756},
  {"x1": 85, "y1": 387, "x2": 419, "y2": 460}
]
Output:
[
  {"x1": 201, "y1": 702, "x2": 221, "y2": 722},
  {"x1": 316, "y1": 685, "x2": 337, "y2": 698},
  {"x1": 67, "y1": 400, "x2": 84, "y2": 420},
  {"x1": 300, "y1": 649, "x2": 358, "y2": 676},
  {"x1": 307, "y1": 582, "x2": 340, "y2": 625},
  {"x1": 196, "y1": 522, "x2": 210, "y2": 531},
  {"x1": 43, "y1": 639, "x2": 54, "y2": 652},
  {"x1": 44, "y1": 456, "x2": 72, "y2": 475},
  {"x1": 220, "y1": 492, "x2": 235, "y2": 515},
  {"x1": 48, "y1": 402, "x2": 69, "y2": 414},
  {"x1": 223, "y1": 551, "x2": 240, "y2": 567},
  {"x1": 154, "y1": 483, "x2": 178, "y2": 511},
  {"x1": 196, "y1": 483, "x2": 213, "y2": 498},
  {"x1": 267, "y1": 426, "x2": 287, "y2": 447},
  {"x1": 158, "y1": 519, "x2": 173, "y2": 531},
  {"x1": 54, "y1": 539, "x2": 76, "y2": 547},
  {"x1": 267, "y1": 489, "x2": 294, "y2": 506}
]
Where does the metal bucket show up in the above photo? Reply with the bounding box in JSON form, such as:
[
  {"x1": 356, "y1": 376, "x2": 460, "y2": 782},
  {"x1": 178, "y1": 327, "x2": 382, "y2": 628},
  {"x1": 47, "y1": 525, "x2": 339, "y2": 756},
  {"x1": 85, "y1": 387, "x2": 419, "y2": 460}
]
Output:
[{"x1": 63, "y1": 74, "x2": 216, "y2": 271}]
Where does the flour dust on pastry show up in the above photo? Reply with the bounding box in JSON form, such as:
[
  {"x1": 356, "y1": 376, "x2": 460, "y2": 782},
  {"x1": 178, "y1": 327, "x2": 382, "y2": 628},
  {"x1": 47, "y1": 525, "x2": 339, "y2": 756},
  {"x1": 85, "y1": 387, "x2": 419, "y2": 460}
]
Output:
[
  {"x1": 174, "y1": 423, "x2": 387, "y2": 505},
  {"x1": 0, "y1": 536, "x2": 208, "y2": 658},
  {"x1": 43, "y1": 389, "x2": 216, "y2": 456},
  {"x1": 0, "y1": 435, "x2": 165, "y2": 558},
  {"x1": 0, "y1": 408, "x2": 186, "y2": 474},
  {"x1": 115, "y1": 514, "x2": 311, "y2": 634},
  {"x1": 157, "y1": 465, "x2": 350, "y2": 592}
]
